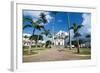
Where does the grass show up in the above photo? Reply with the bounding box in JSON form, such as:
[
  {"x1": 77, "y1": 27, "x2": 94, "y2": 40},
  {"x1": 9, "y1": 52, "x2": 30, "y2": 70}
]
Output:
[
  {"x1": 73, "y1": 48, "x2": 91, "y2": 55},
  {"x1": 23, "y1": 46, "x2": 47, "y2": 55},
  {"x1": 23, "y1": 50, "x2": 38, "y2": 55},
  {"x1": 79, "y1": 48, "x2": 91, "y2": 55}
]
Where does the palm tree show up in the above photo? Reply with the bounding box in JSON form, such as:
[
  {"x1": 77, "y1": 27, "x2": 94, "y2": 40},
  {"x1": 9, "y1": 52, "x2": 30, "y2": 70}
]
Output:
[
  {"x1": 85, "y1": 34, "x2": 91, "y2": 48},
  {"x1": 36, "y1": 13, "x2": 49, "y2": 47},
  {"x1": 67, "y1": 13, "x2": 72, "y2": 50},
  {"x1": 48, "y1": 34, "x2": 52, "y2": 38},
  {"x1": 41, "y1": 29, "x2": 51, "y2": 48},
  {"x1": 23, "y1": 35, "x2": 29, "y2": 46},
  {"x1": 39, "y1": 13, "x2": 48, "y2": 24},
  {"x1": 45, "y1": 40, "x2": 52, "y2": 48},
  {"x1": 23, "y1": 17, "x2": 45, "y2": 54},
  {"x1": 86, "y1": 34, "x2": 91, "y2": 38},
  {"x1": 70, "y1": 23, "x2": 83, "y2": 53},
  {"x1": 24, "y1": 35, "x2": 28, "y2": 39},
  {"x1": 64, "y1": 36, "x2": 68, "y2": 48},
  {"x1": 23, "y1": 17, "x2": 44, "y2": 35},
  {"x1": 51, "y1": 12, "x2": 58, "y2": 45},
  {"x1": 41, "y1": 29, "x2": 51, "y2": 37},
  {"x1": 64, "y1": 36, "x2": 68, "y2": 40},
  {"x1": 23, "y1": 12, "x2": 48, "y2": 54},
  {"x1": 29, "y1": 35, "x2": 43, "y2": 46}
]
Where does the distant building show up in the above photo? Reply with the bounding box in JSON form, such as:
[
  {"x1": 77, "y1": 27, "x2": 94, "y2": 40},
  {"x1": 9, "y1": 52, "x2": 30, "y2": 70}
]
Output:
[
  {"x1": 53, "y1": 30, "x2": 68, "y2": 46},
  {"x1": 23, "y1": 31, "x2": 69, "y2": 47},
  {"x1": 23, "y1": 37, "x2": 35, "y2": 46},
  {"x1": 23, "y1": 34, "x2": 45, "y2": 46}
]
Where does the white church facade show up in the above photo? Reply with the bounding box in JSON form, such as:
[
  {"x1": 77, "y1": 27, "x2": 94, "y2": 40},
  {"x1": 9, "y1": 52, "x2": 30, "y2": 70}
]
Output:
[{"x1": 53, "y1": 30, "x2": 68, "y2": 46}]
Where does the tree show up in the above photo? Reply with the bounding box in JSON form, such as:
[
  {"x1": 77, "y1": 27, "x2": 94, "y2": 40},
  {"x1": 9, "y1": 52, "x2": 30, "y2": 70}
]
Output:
[
  {"x1": 50, "y1": 12, "x2": 59, "y2": 45},
  {"x1": 24, "y1": 35, "x2": 28, "y2": 39},
  {"x1": 48, "y1": 34, "x2": 52, "y2": 38},
  {"x1": 70, "y1": 23, "x2": 83, "y2": 53},
  {"x1": 23, "y1": 35, "x2": 29, "y2": 47},
  {"x1": 64, "y1": 35, "x2": 68, "y2": 48},
  {"x1": 29, "y1": 35, "x2": 43, "y2": 47},
  {"x1": 41, "y1": 29, "x2": 52, "y2": 48},
  {"x1": 67, "y1": 13, "x2": 72, "y2": 50},
  {"x1": 86, "y1": 34, "x2": 91, "y2": 38},
  {"x1": 64, "y1": 35, "x2": 68, "y2": 40},
  {"x1": 39, "y1": 13, "x2": 48, "y2": 24},
  {"x1": 23, "y1": 17, "x2": 44, "y2": 35},
  {"x1": 41, "y1": 29, "x2": 51, "y2": 37},
  {"x1": 45, "y1": 40, "x2": 52, "y2": 48},
  {"x1": 85, "y1": 34, "x2": 91, "y2": 48},
  {"x1": 23, "y1": 12, "x2": 49, "y2": 54},
  {"x1": 36, "y1": 13, "x2": 49, "y2": 47},
  {"x1": 23, "y1": 17, "x2": 45, "y2": 54}
]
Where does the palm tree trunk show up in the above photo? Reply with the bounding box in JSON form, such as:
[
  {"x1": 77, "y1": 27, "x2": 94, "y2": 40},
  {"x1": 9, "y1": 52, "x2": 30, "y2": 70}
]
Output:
[
  {"x1": 32, "y1": 28, "x2": 35, "y2": 35},
  {"x1": 36, "y1": 35, "x2": 39, "y2": 48},
  {"x1": 28, "y1": 28, "x2": 35, "y2": 54},
  {"x1": 28, "y1": 40, "x2": 32, "y2": 54},
  {"x1": 67, "y1": 13, "x2": 72, "y2": 50},
  {"x1": 77, "y1": 38, "x2": 80, "y2": 53},
  {"x1": 52, "y1": 16, "x2": 55, "y2": 46}
]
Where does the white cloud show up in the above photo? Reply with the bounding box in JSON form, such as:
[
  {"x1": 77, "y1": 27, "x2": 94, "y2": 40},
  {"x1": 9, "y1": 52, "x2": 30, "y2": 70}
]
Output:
[
  {"x1": 79, "y1": 13, "x2": 91, "y2": 35},
  {"x1": 23, "y1": 10, "x2": 53, "y2": 25},
  {"x1": 46, "y1": 14, "x2": 53, "y2": 23},
  {"x1": 23, "y1": 10, "x2": 43, "y2": 18},
  {"x1": 42, "y1": 35, "x2": 48, "y2": 42},
  {"x1": 23, "y1": 33, "x2": 31, "y2": 37}
]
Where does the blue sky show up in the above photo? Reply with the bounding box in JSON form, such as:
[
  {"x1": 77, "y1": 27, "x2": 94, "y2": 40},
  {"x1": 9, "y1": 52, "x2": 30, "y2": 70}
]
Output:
[{"x1": 23, "y1": 10, "x2": 91, "y2": 38}]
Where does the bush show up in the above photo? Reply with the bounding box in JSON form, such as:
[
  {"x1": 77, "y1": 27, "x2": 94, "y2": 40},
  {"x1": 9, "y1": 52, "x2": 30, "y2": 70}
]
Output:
[
  {"x1": 45, "y1": 40, "x2": 52, "y2": 48},
  {"x1": 23, "y1": 46, "x2": 29, "y2": 49},
  {"x1": 31, "y1": 45, "x2": 36, "y2": 48}
]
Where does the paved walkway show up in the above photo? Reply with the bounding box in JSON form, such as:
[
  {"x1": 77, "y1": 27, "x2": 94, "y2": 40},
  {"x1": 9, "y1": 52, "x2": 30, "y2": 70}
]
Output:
[{"x1": 23, "y1": 48, "x2": 91, "y2": 62}]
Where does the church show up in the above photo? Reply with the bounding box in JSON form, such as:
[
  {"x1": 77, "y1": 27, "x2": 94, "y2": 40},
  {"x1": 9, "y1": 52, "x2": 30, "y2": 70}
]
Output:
[{"x1": 52, "y1": 30, "x2": 68, "y2": 46}]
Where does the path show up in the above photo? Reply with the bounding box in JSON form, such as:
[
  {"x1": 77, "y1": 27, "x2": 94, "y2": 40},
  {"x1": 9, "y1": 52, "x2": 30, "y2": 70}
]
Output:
[{"x1": 23, "y1": 48, "x2": 91, "y2": 62}]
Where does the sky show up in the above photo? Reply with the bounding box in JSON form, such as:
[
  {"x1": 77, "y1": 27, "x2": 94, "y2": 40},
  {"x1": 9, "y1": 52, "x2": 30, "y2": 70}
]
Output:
[{"x1": 23, "y1": 10, "x2": 91, "y2": 40}]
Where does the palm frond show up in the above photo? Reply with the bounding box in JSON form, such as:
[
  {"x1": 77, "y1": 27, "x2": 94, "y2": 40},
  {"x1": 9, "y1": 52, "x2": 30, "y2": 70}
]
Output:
[
  {"x1": 36, "y1": 19, "x2": 43, "y2": 24},
  {"x1": 23, "y1": 25, "x2": 32, "y2": 30},
  {"x1": 40, "y1": 13, "x2": 46, "y2": 18},
  {"x1": 35, "y1": 25, "x2": 44, "y2": 30},
  {"x1": 73, "y1": 23, "x2": 77, "y2": 31},
  {"x1": 32, "y1": 21, "x2": 38, "y2": 26},
  {"x1": 23, "y1": 17, "x2": 32, "y2": 23},
  {"x1": 86, "y1": 34, "x2": 91, "y2": 38},
  {"x1": 70, "y1": 26, "x2": 74, "y2": 30},
  {"x1": 40, "y1": 13, "x2": 48, "y2": 24},
  {"x1": 39, "y1": 25, "x2": 44, "y2": 29},
  {"x1": 42, "y1": 18, "x2": 48, "y2": 24},
  {"x1": 41, "y1": 29, "x2": 50, "y2": 36},
  {"x1": 74, "y1": 32, "x2": 81, "y2": 38},
  {"x1": 77, "y1": 25, "x2": 83, "y2": 29}
]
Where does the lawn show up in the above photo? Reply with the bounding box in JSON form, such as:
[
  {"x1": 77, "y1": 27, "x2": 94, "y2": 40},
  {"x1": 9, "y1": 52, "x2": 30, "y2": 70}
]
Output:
[
  {"x1": 23, "y1": 46, "x2": 50, "y2": 55},
  {"x1": 72, "y1": 48, "x2": 91, "y2": 55},
  {"x1": 79, "y1": 48, "x2": 91, "y2": 55}
]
